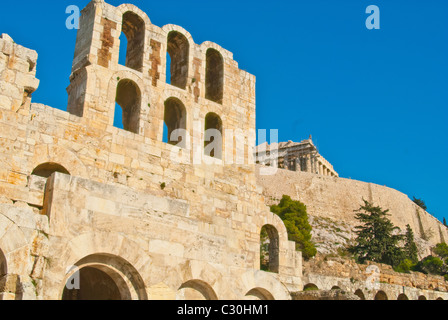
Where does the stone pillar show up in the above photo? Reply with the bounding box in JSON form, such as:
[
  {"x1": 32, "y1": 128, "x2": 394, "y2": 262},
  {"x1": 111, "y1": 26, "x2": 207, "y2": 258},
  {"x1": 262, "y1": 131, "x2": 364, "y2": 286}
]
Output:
[{"x1": 306, "y1": 155, "x2": 311, "y2": 173}]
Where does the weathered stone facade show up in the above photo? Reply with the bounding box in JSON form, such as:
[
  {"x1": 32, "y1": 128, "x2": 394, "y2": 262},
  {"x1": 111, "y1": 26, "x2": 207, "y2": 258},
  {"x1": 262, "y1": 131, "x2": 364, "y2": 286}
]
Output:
[
  {"x1": 0, "y1": 0, "x2": 447, "y2": 301},
  {"x1": 0, "y1": 1, "x2": 301, "y2": 300}
]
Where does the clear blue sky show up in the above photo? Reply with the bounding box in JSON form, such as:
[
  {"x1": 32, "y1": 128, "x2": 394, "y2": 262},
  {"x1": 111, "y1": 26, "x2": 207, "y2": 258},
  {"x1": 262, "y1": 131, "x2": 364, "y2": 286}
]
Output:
[{"x1": 1, "y1": 0, "x2": 447, "y2": 223}]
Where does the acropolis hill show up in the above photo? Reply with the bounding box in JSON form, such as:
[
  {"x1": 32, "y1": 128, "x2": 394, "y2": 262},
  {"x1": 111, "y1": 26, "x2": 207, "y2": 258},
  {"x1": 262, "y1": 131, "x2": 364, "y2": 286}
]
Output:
[{"x1": 0, "y1": 0, "x2": 447, "y2": 300}]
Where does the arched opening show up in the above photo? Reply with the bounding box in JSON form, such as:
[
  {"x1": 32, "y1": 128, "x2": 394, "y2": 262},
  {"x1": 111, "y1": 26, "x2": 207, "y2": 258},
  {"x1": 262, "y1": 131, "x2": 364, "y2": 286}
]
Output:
[
  {"x1": 436, "y1": 297, "x2": 444, "y2": 300},
  {"x1": 62, "y1": 266, "x2": 126, "y2": 300},
  {"x1": 418, "y1": 295, "x2": 427, "y2": 300},
  {"x1": 374, "y1": 291, "x2": 388, "y2": 300},
  {"x1": 397, "y1": 293, "x2": 409, "y2": 300},
  {"x1": 61, "y1": 254, "x2": 147, "y2": 301},
  {"x1": 0, "y1": 249, "x2": 6, "y2": 277},
  {"x1": 167, "y1": 31, "x2": 189, "y2": 89},
  {"x1": 331, "y1": 286, "x2": 341, "y2": 291},
  {"x1": 205, "y1": 49, "x2": 224, "y2": 104},
  {"x1": 354, "y1": 289, "x2": 365, "y2": 300},
  {"x1": 204, "y1": 112, "x2": 223, "y2": 159},
  {"x1": 177, "y1": 280, "x2": 218, "y2": 300},
  {"x1": 260, "y1": 225, "x2": 279, "y2": 273},
  {"x1": 32, "y1": 162, "x2": 70, "y2": 178},
  {"x1": 164, "y1": 98, "x2": 187, "y2": 148},
  {"x1": 115, "y1": 79, "x2": 141, "y2": 134},
  {"x1": 120, "y1": 11, "x2": 145, "y2": 72},
  {"x1": 245, "y1": 288, "x2": 275, "y2": 300},
  {"x1": 303, "y1": 283, "x2": 319, "y2": 291}
]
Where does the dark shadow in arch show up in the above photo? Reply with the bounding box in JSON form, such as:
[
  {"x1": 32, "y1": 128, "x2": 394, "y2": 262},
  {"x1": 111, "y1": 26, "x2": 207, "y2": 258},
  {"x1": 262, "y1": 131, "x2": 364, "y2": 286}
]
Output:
[
  {"x1": 260, "y1": 225, "x2": 279, "y2": 274},
  {"x1": 32, "y1": 163, "x2": 70, "y2": 179},
  {"x1": 205, "y1": 48, "x2": 224, "y2": 104},
  {"x1": 115, "y1": 79, "x2": 141, "y2": 134},
  {"x1": 62, "y1": 253, "x2": 147, "y2": 301},
  {"x1": 120, "y1": 11, "x2": 145, "y2": 72},
  {"x1": 167, "y1": 31, "x2": 189, "y2": 89},
  {"x1": 374, "y1": 290, "x2": 388, "y2": 300}
]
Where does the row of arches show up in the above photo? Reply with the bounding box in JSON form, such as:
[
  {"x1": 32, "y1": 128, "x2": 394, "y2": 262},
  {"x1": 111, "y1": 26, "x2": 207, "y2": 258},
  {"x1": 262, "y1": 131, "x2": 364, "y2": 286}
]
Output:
[
  {"x1": 302, "y1": 283, "x2": 445, "y2": 300},
  {"x1": 113, "y1": 80, "x2": 224, "y2": 158},
  {"x1": 118, "y1": 11, "x2": 224, "y2": 104},
  {"x1": 59, "y1": 254, "x2": 275, "y2": 300},
  {"x1": 163, "y1": 97, "x2": 223, "y2": 159}
]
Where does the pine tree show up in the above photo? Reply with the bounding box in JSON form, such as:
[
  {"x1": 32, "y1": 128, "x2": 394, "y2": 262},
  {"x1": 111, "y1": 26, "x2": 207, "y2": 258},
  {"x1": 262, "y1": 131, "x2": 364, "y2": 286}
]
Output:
[
  {"x1": 412, "y1": 197, "x2": 427, "y2": 211},
  {"x1": 404, "y1": 224, "x2": 419, "y2": 264},
  {"x1": 443, "y1": 217, "x2": 447, "y2": 228},
  {"x1": 349, "y1": 199, "x2": 405, "y2": 267}
]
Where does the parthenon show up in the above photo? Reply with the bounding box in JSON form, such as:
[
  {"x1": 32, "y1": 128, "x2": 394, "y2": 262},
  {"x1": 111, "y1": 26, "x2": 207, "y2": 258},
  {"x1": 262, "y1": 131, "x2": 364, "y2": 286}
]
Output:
[{"x1": 255, "y1": 136, "x2": 339, "y2": 177}]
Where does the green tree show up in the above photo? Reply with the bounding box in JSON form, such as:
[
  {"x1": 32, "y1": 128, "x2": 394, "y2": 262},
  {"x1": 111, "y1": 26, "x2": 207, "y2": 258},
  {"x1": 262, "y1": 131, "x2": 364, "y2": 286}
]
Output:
[
  {"x1": 404, "y1": 224, "x2": 419, "y2": 264},
  {"x1": 414, "y1": 255, "x2": 444, "y2": 275},
  {"x1": 433, "y1": 242, "x2": 448, "y2": 259},
  {"x1": 394, "y1": 259, "x2": 415, "y2": 274},
  {"x1": 348, "y1": 200, "x2": 405, "y2": 267},
  {"x1": 412, "y1": 197, "x2": 427, "y2": 211},
  {"x1": 443, "y1": 217, "x2": 447, "y2": 228},
  {"x1": 270, "y1": 195, "x2": 317, "y2": 260}
]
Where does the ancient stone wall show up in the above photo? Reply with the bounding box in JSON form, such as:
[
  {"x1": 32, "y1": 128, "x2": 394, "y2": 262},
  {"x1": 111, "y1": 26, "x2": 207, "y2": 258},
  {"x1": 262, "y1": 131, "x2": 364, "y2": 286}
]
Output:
[
  {"x1": 0, "y1": 1, "x2": 301, "y2": 300},
  {"x1": 301, "y1": 255, "x2": 448, "y2": 300},
  {"x1": 256, "y1": 166, "x2": 448, "y2": 253}
]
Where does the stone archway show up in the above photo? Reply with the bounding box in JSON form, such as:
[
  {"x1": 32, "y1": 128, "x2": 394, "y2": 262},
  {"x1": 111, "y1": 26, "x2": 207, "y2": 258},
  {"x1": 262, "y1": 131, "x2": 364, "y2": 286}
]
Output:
[
  {"x1": 354, "y1": 289, "x2": 366, "y2": 300},
  {"x1": 176, "y1": 279, "x2": 218, "y2": 300},
  {"x1": 61, "y1": 253, "x2": 147, "y2": 300},
  {"x1": 245, "y1": 287, "x2": 275, "y2": 300},
  {"x1": 397, "y1": 293, "x2": 409, "y2": 300},
  {"x1": 374, "y1": 290, "x2": 388, "y2": 300},
  {"x1": 62, "y1": 265, "x2": 129, "y2": 300}
]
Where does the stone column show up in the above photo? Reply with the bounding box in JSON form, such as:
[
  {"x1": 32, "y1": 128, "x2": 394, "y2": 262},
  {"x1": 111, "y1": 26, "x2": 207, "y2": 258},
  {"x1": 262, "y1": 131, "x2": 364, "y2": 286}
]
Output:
[{"x1": 306, "y1": 155, "x2": 311, "y2": 173}]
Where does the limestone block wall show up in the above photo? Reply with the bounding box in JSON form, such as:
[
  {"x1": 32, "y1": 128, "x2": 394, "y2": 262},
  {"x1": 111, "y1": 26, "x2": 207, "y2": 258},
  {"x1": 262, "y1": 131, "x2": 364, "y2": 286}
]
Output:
[
  {"x1": 256, "y1": 166, "x2": 448, "y2": 249},
  {"x1": 0, "y1": 1, "x2": 302, "y2": 300}
]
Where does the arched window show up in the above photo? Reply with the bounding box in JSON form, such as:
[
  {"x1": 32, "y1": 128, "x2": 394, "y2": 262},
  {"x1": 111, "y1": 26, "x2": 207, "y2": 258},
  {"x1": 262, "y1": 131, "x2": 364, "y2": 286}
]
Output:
[
  {"x1": 62, "y1": 254, "x2": 147, "y2": 300},
  {"x1": 303, "y1": 283, "x2": 319, "y2": 291},
  {"x1": 331, "y1": 286, "x2": 341, "y2": 291},
  {"x1": 164, "y1": 98, "x2": 187, "y2": 148},
  {"x1": 115, "y1": 79, "x2": 141, "y2": 134},
  {"x1": 397, "y1": 293, "x2": 409, "y2": 300},
  {"x1": 119, "y1": 12, "x2": 145, "y2": 72},
  {"x1": 260, "y1": 225, "x2": 279, "y2": 273},
  {"x1": 374, "y1": 291, "x2": 388, "y2": 300},
  {"x1": 205, "y1": 49, "x2": 224, "y2": 104},
  {"x1": 354, "y1": 289, "x2": 365, "y2": 300},
  {"x1": 167, "y1": 31, "x2": 189, "y2": 89},
  {"x1": 32, "y1": 163, "x2": 70, "y2": 178},
  {"x1": 204, "y1": 112, "x2": 222, "y2": 159}
]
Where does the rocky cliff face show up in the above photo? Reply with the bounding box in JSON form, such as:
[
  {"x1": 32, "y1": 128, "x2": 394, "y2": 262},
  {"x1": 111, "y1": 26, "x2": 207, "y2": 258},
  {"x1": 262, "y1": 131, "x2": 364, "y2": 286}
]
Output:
[
  {"x1": 308, "y1": 215, "x2": 434, "y2": 259},
  {"x1": 255, "y1": 166, "x2": 445, "y2": 258}
]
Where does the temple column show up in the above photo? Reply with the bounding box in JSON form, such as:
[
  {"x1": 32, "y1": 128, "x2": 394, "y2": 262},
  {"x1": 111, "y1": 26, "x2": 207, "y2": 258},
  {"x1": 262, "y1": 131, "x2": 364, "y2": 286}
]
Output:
[{"x1": 306, "y1": 155, "x2": 311, "y2": 173}]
